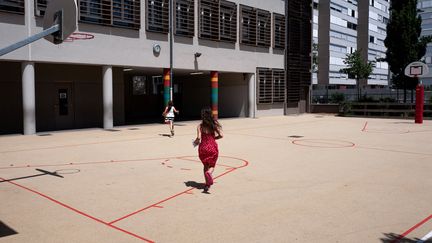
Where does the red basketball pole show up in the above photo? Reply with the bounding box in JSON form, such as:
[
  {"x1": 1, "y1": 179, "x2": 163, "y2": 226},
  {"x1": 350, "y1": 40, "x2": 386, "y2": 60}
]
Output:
[{"x1": 415, "y1": 75, "x2": 424, "y2": 124}]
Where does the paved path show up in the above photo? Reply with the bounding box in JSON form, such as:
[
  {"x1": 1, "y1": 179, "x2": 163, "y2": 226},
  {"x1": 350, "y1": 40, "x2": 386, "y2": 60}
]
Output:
[{"x1": 1, "y1": 114, "x2": 432, "y2": 243}]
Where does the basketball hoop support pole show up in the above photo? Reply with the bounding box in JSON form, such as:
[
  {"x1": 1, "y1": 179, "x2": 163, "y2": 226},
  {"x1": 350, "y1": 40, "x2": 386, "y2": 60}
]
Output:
[
  {"x1": 415, "y1": 75, "x2": 424, "y2": 124},
  {"x1": 0, "y1": 10, "x2": 63, "y2": 57}
]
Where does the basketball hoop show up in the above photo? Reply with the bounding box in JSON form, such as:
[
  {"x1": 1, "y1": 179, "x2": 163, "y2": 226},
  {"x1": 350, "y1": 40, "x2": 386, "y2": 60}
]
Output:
[{"x1": 64, "y1": 32, "x2": 95, "y2": 42}]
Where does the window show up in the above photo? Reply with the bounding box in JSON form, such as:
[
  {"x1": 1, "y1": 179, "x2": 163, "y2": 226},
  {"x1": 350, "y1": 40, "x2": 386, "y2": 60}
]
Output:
[
  {"x1": 256, "y1": 9, "x2": 271, "y2": 47},
  {"x1": 175, "y1": 0, "x2": 194, "y2": 37},
  {"x1": 240, "y1": 5, "x2": 258, "y2": 46},
  {"x1": 112, "y1": 0, "x2": 141, "y2": 29},
  {"x1": 219, "y1": 0, "x2": 236, "y2": 42},
  {"x1": 272, "y1": 69, "x2": 285, "y2": 103},
  {"x1": 347, "y1": 21, "x2": 357, "y2": 30},
  {"x1": 257, "y1": 68, "x2": 286, "y2": 104},
  {"x1": 257, "y1": 68, "x2": 273, "y2": 104},
  {"x1": 273, "y1": 13, "x2": 285, "y2": 49},
  {"x1": 132, "y1": 76, "x2": 147, "y2": 95},
  {"x1": 146, "y1": 0, "x2": 169, "y2": 33},
  {"x1": 79, "y1": 0, "x2": 110, "y2": 26},
  {"x1": 199, "y1": 0, "x2": 236, "y2": 42},
  {"x1": 369, "y1": 35, "x2": 375, "y2": 43},
  {"x1": 0, "y1": 0, "x2": 25, "y2": 14},
  {"x1": 78, "y1": 0, "x2": 140, "y2": 29},
  {"x1": 35, "y1": 0, "x2": 47, "y2": 16},
  {"x1": 199, "y1": 0, "x2": 219, "y2": 40}
]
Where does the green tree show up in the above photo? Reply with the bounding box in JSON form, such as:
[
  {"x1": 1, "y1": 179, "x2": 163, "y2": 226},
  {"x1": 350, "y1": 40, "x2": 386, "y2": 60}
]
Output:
[
  {"x1": 340, "y1": 50, "x2": 375, "y2": 101},
  {"x1": 384, "y1": 0, "x2": 432, "y2": 103}
]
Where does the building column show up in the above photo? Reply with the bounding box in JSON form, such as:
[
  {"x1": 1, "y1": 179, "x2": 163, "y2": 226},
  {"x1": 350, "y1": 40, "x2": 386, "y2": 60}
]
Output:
[
  {"x1": 247, "y1": 73, "x2": 256, "y2": 118},
  {"x1": 163, "y1": 68, "x2": 171, "y2": 106},
  {"x1": 22, "y1": 62, "x2": 36, "y2": 135},
  {"x1": 103, "y1": 66, "x2": 113, "y2": 129},
  {"x1": 211, "y1": 71, "x2": 218, "y2": 119}
]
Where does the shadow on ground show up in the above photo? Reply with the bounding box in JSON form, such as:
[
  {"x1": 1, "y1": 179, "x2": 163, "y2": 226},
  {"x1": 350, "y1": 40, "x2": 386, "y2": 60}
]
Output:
[
  {"x1": 0, "y1": 221, "x2": 18, "y2": 238},
  {"x1": 380, "y1": 232, "x2": 431, "y2": 242},
  {"x1": 184, "y1": 181, "x2": 206, "y2": 190}
]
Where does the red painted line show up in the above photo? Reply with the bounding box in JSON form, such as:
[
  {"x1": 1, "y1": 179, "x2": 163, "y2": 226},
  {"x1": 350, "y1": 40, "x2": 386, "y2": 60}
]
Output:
[
  {"x1": 356, "y1": 145, "x2": 432, "y2": 156},
  {"x1": 362, "y1": 121, "x2": 368, "y2": 132},
  {"x1": 0, "y1": 177, "x2": 154, "y2": 243},
  {"x1": 292, "y1": 139, "x2": 355, "y2": 148},
  {"x1": 152, "y1": 205, "x2": 164, "y2": 208},
  {"x1": 391, "y1": 214, "x2": 432, "y2": 243},
  {"x1": 0, "y1": 157, "x2": 179, "y2": 170},
  {"x1": 108, "y1": 188, "x2": 195, "y2": 225},
  {"x1": 109, "y1": 156, "x2": 249, "y2": 225},
  {"x1": 176, "y1": 156, "x2": 235, "y2": 168}
]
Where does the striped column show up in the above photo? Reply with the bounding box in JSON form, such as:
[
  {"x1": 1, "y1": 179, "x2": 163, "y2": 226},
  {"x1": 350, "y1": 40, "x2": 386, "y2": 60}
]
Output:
[
  {"x1": 163, "y1": 68, "x2": 171, "y2": 106},
  {"x1": 211, "y1": 71, "x2": 218, "y2": 119}
]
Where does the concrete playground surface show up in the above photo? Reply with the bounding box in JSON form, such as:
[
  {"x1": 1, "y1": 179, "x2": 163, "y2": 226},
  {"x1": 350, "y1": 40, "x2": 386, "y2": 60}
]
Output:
[{"x1": 1, "y1": 114, "x2": 432, "y2": 243}]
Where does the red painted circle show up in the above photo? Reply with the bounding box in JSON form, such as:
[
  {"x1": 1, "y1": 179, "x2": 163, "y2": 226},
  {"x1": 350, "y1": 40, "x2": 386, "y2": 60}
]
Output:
[{"x1": 292, "y1": 139, "x2": 355, "y2": 148}]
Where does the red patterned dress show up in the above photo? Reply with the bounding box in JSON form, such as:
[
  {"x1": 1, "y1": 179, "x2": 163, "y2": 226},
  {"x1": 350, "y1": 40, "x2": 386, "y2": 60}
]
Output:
[{"x1": 198, "y1": 126, "x2": 219, "y2": 168}]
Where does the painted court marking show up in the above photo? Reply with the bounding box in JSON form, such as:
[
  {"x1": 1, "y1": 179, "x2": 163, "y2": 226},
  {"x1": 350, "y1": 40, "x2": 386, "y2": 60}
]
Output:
[
  {"x1": 391, "y1": 214, "x2": 432, "y2": 243},
  {"x1": 0, "y1": 155, "x2": 249, "y2": 242},
  {"x1": 292, "y1": 139, "x2": 355, "y2": 148}
]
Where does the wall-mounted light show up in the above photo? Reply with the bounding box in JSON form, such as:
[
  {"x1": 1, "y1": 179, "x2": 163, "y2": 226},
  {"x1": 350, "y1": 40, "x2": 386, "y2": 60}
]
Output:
[
  {"x1": 194, "y1": 52, "x2": 202, "y2": 58},
  {"x1": 153, "y1": 43, "x2": 161, "y2": 55}
]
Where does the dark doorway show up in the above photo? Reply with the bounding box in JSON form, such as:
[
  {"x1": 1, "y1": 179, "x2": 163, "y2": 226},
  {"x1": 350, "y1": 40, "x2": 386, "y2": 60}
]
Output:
[
  {"x1": 124, "y1": 73, "x2": 183, "y2": 124},
  {"x1": 54, "y1": 82, "x2": 75, "y2": 129}
]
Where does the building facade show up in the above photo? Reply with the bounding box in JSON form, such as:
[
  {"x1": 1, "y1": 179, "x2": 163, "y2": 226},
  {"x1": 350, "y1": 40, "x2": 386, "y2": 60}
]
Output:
[
  {"x1": 314, "y1": 0, "x2": 390, "y2": 87},
  {"x1": 0, "y1": 0, "x2": 312, "y2": 135},
  {"x1": 419, "y1": 0, "x2": 432, "y2": 86}
]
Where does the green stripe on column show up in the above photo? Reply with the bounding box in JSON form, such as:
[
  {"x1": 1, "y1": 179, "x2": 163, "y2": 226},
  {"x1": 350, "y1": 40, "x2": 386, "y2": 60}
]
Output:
[
  {"x1": 211, "y1": 71, "x2": 218, "y2": 119},
  {"x1": 163, "y1": 68, "x2": 170, "y2": 106}
]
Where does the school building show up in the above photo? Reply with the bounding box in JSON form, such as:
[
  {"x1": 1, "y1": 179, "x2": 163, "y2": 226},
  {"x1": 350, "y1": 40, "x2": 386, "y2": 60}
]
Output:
[{"x1": 0, "y1": 0, "x2": 312, "y2": 135}]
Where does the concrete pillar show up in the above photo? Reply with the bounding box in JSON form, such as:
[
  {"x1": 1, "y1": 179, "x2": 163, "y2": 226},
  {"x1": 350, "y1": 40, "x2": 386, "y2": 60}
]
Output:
[
  {"x1": 103, "y1": 66, "x2": 113, "y2": 129},
  {"x1": 22, "y1": 62, "x2": 36, "y2": 135},
  {"x1": 247, "y1": 73, "x2": 256, "y2": 118},
  {"x1": 163, "y1": 68, "x2": 171, "y2": 106},
  {"x1": 211, "y1": 71, "x2": 218, "y2": 119}
]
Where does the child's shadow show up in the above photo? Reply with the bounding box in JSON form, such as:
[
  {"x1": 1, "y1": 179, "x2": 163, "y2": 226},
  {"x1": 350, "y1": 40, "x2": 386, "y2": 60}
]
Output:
[{"x1": 184, "y1": 181, "x2": 206, "y2": 190}]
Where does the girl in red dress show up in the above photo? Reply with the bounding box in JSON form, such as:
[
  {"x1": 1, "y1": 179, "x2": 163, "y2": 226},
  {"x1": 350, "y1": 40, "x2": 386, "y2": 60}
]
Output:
[{"x1": 193, "y1": 108, "x2": 223, "y2": 192}]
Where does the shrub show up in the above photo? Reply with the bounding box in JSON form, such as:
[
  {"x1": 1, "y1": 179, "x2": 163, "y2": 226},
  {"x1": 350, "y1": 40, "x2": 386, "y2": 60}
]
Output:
[
  {"x1": 330, "y1": 92, "x2": 345, "y2": 103},
  {"x1": 379, "y1": 97, "x2": 397, "y2": 103}
]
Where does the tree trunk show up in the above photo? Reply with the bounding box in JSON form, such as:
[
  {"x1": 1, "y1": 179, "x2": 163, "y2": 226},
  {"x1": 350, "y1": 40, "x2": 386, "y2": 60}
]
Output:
[{"x1": 357, "y1": 79, "x2": 360, "y2": 101}]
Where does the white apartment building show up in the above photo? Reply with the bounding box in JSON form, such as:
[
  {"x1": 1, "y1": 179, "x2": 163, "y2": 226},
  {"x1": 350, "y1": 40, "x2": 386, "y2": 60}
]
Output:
[
  {"x1": 418, "y1": 0, "x2": 432, "y2": 86},
  {"x1": 0, "y1": 0, "x2": 298, "y2": 135},
  {"x1": 315, "y1": 0, "x2": 390, "y2": 87}
]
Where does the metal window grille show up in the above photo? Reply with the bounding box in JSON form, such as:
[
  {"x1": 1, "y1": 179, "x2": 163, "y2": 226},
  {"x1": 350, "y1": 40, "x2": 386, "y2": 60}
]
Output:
[
  {"x1": 256, "y1": 9, "x2": 270, "y2": 47},
  {"x1": 112, "y1": 0, "x2": 140, "y2": 29},
  {"x1": 272, "y1": 69, "x2": 285, "y2": 103},
  {"x1": 199, "y1": 0, "x2": 219, "y2": 40},
  {"x1": 146, "y1": 0, "x2": 169, "y2": 33},
  {"x1": 257, "y1": 68, "x2": 273, "y2": 104},
  {"x1": 286, "y1": 0, "x2": 312, "y2": 105},
  {"x1": 174, "y1": 0, "x2": 194, "y2": 37},
  {"x1": 257, "y1": 68, "x2": 286, "y2": 104},
  {"x1": 273, "y1": 13, "x2": 285, "y2": 49},
  {"x1": 79, "y1": 0, "x2": 112, "y2": 26},
  {"x1": 76, "y1": 0, "x2": 140, "y2": 29},
  {"x1": 240, "y1": 5, "x2": 256, "y2": 46},
  {"x1": 0, "y1": 0, "x2": 25, "y2": 14},
  {"x1": 35, "y1": 0, "x2": 47, "y2": 16},
  {"x1": 219, "y1": 0, "x2": 236, "y2": 43}
]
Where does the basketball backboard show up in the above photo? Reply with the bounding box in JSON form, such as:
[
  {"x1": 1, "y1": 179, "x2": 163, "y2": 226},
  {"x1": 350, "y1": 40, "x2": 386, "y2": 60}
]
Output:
[
  {"x1": 404, "y1": 61, "x2": 429, "y2": 78},
  {"x1": 43, "y1": 0, "x2": 78, "y2": 44}
]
